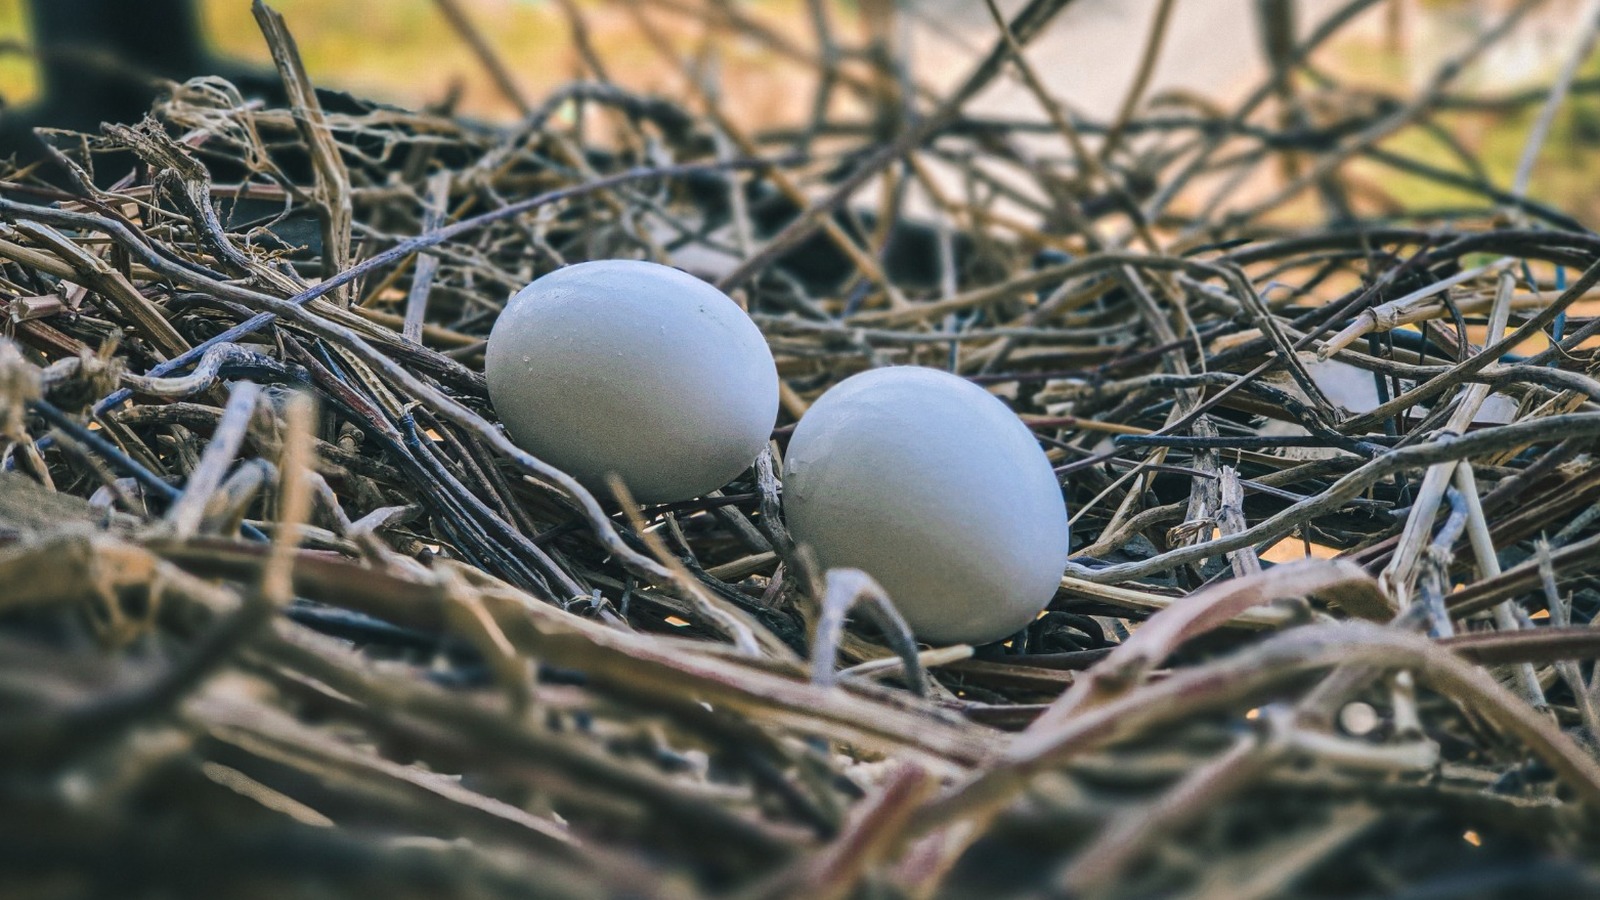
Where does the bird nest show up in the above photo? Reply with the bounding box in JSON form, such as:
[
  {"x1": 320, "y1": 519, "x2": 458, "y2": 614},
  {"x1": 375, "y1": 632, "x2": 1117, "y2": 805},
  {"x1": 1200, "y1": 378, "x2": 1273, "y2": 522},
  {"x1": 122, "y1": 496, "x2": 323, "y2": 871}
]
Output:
[{"x1": 4, "y1": 2, "x2": 1600, "y2": 897}]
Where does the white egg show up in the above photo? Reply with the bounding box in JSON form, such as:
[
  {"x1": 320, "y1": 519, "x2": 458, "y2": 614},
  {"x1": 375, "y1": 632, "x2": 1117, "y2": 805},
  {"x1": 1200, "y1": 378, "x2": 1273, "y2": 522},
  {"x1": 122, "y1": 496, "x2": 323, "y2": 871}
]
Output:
[
  {"x1": 783, "y1": 366, "x2": 1071, "y2": 645},
  {"x1": 485, "y1": 259, "x2": 779, "y2": 504}
]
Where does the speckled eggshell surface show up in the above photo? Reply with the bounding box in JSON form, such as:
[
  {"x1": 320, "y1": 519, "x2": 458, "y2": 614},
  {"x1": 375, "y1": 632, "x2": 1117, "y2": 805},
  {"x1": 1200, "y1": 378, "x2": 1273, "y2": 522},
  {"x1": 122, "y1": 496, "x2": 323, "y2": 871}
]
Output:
[
  {"x1": 485, "y1": 259, "x2": 779, "y2": 504},
  {"x1": 783, "y1": 366, "x2": 1071, "y2": 645}
]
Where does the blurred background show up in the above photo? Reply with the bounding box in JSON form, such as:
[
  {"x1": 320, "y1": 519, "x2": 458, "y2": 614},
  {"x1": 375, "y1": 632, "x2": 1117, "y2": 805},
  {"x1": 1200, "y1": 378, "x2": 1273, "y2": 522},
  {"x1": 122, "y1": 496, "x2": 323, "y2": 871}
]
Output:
[{"x1": 0, "y1": 0, "x2": 1595, "y2": 220}]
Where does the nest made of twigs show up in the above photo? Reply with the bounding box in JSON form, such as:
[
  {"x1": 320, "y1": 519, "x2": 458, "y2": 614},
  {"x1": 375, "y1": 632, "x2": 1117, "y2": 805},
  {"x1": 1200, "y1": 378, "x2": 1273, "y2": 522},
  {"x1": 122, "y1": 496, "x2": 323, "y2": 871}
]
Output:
[{"x1": 5, "y1": 1, "x2": 1600, "y2": 898}]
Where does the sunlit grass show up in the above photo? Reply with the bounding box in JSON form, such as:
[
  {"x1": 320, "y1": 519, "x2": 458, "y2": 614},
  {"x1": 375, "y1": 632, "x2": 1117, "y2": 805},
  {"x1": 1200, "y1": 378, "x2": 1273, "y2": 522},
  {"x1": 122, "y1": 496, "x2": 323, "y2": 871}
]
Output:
[
  {"x1": 0, "y1": 1, "x2": 1592, "y2": 222},
  {"x1": 0, "y1": 0, "x2": 36, "y2": 104},
  {"x1": 202, "y1": 0, "x2": 574, "y2": 120},
  {"x1": 0, "y1": 0, "x2": 817, "y2": 125},
  {"x1": 1331, "y1": 9, "x2": 1600, "y2": 224},
  {"x1": 202, "y1": 0, "x2": 816, "y2": 124}
]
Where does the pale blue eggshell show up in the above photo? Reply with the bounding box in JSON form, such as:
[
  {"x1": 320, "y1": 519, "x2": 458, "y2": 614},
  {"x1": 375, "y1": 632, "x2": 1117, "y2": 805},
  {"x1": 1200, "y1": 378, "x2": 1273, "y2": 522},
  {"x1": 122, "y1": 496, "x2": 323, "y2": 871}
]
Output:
[
  {"x1": 783, "y1": 366, "x2": 1070, "y2": 645},
  {"x1": 486, "y1": 260, "x2": 779, "y2": 504}
]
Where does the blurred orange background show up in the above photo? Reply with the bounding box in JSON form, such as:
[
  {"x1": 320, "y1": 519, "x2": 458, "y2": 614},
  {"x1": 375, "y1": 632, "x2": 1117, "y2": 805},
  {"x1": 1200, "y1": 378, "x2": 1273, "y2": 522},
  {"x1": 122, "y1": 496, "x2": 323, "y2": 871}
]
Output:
[{"x1": 0, "y1": 0, "x2": 1594, "y2": 220}]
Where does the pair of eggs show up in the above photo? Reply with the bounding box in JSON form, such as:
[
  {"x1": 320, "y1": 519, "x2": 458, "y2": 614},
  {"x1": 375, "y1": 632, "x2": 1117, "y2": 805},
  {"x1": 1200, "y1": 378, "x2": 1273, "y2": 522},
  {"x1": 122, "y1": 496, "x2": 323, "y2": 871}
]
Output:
[{"x1": 484, "y1": 260, "x2": 1070, "y2": 645}]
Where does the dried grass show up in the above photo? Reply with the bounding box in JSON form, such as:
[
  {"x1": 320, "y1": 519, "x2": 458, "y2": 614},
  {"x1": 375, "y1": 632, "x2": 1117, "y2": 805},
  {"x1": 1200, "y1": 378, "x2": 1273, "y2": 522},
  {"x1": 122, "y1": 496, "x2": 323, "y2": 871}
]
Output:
[{"x1": 4, "y1": 0, "x2": 1600, "y2": 896}]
